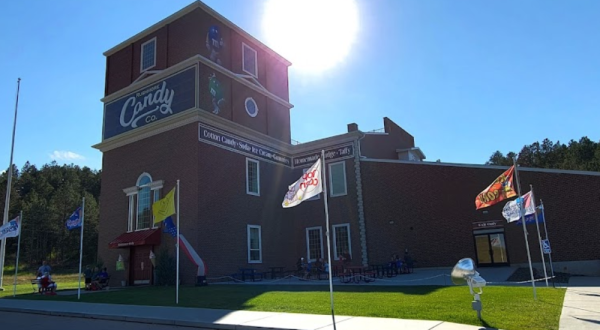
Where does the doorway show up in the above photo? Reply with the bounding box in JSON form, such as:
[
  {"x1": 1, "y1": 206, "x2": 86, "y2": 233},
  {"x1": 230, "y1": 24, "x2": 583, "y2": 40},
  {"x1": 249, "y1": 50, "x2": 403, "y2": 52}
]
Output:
[
  {"x1": 130, "y1": 245, "x2": 153, "y2": 285},
  {"x1": 473, "y1": 230, "x2": 509, "y2": 266}
]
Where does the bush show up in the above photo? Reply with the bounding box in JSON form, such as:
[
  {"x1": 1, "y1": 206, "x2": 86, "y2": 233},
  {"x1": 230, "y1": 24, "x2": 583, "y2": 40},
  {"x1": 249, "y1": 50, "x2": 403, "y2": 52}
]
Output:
[{"x1": 155, "y1": 247, "x2": 176, "y2": 286}]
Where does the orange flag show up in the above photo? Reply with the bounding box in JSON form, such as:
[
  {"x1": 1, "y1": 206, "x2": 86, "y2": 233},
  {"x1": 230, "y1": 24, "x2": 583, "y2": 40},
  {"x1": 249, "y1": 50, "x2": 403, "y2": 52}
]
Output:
[{"x1": 475, "y1": 166, "x2": 517, "y2": 209}]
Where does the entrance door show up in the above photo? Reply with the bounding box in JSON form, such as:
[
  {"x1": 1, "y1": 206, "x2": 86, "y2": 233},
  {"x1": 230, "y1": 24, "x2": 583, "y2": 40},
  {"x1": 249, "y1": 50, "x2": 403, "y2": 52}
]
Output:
[
  {"x1": 130, "y1": 245, "x2": 153, "y2": 285},
  {"x1": 474, "y1": 232, "x2": 508, "y2": 266}
]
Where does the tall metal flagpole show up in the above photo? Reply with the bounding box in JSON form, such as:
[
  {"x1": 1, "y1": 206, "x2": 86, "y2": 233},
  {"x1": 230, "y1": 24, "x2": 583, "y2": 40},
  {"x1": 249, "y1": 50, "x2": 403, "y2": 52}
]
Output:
[
  {"x1": 512, "y1": 158, "x2": 537, "y2": 299},
  {"x1": 176, "y1": 180, "x2": 180, "y2": 305},
  {"x1": 321, "y1": 150, "x2": 337, "y2": 330},
  {"x1": 530, "y1": 185, "x2": 548, "y2": 287},
  {"x1": 77, "y1": 198, "x2": 85, "y2": 300},
  {"x1": 12, "y1": 210, "x2": 23, "y2": 297},
  {"x1": 540, "y1": 200, "x2": 555, "y2": 287},
  {"x1": 0, "y1": 78, "x2": 21, "y2": 291}
]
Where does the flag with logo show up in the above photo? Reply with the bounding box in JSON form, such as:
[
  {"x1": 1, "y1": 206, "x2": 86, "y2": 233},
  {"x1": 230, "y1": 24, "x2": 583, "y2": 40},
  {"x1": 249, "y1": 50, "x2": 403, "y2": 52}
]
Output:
[
  {"x1": 153, "y1": 188, "x2": 176, "y2": 224},
  {"x1": 66, "y1": 207, "x2": 82, "y2": 230},
  {"x1": 515, "y1": 206, "x2": 545, "y2": 225},
  {"x1": 0, "y1": 216, "x2": 20, "y2": 240},
  {"x1": 282, "y1": 158, "x2": 323, "y2": 208},
  {"x1": 502, "y1": 191, "x2": 535, "y2": 222},
  {"x1": 475, "y1": 166, "x2": 517, "y2": 210}
]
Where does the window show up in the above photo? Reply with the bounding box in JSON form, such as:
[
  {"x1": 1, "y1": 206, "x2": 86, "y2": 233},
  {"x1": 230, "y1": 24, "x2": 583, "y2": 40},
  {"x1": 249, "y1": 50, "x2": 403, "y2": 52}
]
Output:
[
  {"x1": 245, "y1": 97, "x2": 258, "y2": 117},
  {"x1": 136, "y1": 175, "x2": 152, "y2": 230},
  {"x1": 305, "y1": 227, "x2": 323, "y2": 262},
  {"x1": 242, "y1": 42, "x2": 258, "y2": 77},
  {"x1": 141, "y1": 38, "x2": 156, "y2": 72},
  {"x1": 123, "y1": 173, "x2": 163, "y2": 232},
  {"x1": 333, "y1": 224, "x2": 351, "y2": 260},
  {"x1": 303, "y1": 167, "x2": 320, "y2": 201},
  {"x1": 247, "y1": 225, "x2": 262, "y2": 263},
  {"x1": 246, "y1": 158, "x2": 260, "y2": 196},
  {"x1": 329, "y1": 162, "x2": 347, "y2": 197}
]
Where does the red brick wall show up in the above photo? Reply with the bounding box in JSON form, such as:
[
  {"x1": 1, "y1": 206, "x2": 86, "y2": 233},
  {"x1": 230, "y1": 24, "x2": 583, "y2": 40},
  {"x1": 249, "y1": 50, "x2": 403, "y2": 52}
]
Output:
[
  {"x1": 105, "y1": 45, "x2": 133, "y2": 96},
  {"x1": 360, "y1": 117, "x2": 416, "y2": 160},
  {"x1": 98, "y1": 123, "x2": 200, "y2": 284},
  {"x1": 360, "y1": 161, "x2": 600, "y2": 268}
]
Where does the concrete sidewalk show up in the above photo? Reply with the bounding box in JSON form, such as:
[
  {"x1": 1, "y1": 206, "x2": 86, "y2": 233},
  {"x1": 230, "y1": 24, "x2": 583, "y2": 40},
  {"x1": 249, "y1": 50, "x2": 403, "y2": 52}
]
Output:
[
  {"x1": 560, "y1": 277, "x2": 600, "y2": 330},
  {"x1": 0, "y1": 299, "x2": 492, "y2": 330}
]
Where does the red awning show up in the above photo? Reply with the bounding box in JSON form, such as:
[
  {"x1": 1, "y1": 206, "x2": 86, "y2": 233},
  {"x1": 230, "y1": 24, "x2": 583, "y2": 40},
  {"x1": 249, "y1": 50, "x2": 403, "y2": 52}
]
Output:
[{"x1": 109, "y1": 229, "x2": 161, "y2": 249}]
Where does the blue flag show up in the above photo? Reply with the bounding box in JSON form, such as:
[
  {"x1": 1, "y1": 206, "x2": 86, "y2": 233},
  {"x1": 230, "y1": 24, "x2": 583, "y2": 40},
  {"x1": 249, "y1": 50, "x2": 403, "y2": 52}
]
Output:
[
  {"x1": 515, "y1": 211, "x2": 544, "y2": 225},
  {"x1": 66, "y1": 207, "x2": 82, "y2": 230},
  {"x1": 163, "y1": 216, "x2": 177, "y2": 237}
]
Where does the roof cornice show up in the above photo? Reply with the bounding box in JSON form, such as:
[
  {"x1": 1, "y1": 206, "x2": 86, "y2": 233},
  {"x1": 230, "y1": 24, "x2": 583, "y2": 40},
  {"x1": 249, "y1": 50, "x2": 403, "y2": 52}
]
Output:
[{"x1": 103, "y1": 1, "x2": 291, "y2": 66}]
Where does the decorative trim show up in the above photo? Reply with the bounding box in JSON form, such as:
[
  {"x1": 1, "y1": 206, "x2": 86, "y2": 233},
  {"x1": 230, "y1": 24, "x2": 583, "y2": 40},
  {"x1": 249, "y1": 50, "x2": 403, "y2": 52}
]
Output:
[
  {"x1": 244, "y1": 97, "x2": 258, "y2": 117},
  {"x1": 360, "y1": 158, "x2": 600, "y2": 176},
  {"x1": 353, "y1": 139, "x2": 368, "y2": 267},
  {"x1": 102, "y1": 55, "x2": 293, "y2": 110}
]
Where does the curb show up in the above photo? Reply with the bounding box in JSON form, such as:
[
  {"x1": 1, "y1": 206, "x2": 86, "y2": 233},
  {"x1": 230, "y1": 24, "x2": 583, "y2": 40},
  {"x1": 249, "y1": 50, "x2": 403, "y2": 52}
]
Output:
[{"x1": 0, "y1": 306, "x2": 234, "y2": 330}]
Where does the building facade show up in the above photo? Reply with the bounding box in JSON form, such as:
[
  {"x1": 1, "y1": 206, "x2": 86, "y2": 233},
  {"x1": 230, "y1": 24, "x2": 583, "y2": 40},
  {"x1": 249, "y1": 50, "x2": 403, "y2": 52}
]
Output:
[{"x1": 95, "y1": 2, "x2": 600, "y2": 286}]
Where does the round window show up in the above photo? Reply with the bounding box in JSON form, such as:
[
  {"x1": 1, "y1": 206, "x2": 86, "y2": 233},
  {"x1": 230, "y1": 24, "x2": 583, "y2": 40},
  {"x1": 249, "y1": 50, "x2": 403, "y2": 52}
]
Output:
[{"x1": 245, "y1": 97, "x2": 258, "y2": 117}]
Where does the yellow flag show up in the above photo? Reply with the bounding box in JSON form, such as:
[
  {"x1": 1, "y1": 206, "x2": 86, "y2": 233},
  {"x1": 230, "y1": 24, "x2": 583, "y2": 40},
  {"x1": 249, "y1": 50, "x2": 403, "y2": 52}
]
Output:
[{"x1": 152, "y1": 188, "x2": 175, "y2": 224}]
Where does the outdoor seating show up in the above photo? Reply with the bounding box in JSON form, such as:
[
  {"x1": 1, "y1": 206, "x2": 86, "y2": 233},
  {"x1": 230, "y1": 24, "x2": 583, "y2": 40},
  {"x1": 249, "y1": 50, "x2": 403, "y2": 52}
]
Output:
[{"x1": 235, "y1": 268, "x2": 263, "y2": 282}]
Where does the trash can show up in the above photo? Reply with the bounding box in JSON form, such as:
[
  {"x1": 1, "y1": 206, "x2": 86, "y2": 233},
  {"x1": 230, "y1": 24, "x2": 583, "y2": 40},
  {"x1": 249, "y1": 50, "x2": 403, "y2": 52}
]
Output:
[{"x1": 196, "y1": 276, "x2": 208, "y2": 286}]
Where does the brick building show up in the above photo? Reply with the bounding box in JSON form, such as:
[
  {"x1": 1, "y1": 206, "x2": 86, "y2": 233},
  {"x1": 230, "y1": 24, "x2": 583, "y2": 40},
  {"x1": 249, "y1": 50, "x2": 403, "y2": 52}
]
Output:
[{"x1": 94, "y1": 1, "x2": 600, "y2": 286}]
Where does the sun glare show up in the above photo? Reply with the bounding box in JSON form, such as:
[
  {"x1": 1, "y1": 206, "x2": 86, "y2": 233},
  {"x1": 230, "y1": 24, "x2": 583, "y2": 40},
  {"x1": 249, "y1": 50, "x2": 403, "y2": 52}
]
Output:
[{"x1": 262, "y1": 0, "x2": 359, "y2": 73}]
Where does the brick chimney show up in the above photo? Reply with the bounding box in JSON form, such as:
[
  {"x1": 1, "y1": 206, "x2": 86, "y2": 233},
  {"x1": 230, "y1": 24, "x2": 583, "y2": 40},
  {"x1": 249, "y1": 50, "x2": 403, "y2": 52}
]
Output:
[{"x1": 347, "y1": 123, "x2": 359, "y2": 132}]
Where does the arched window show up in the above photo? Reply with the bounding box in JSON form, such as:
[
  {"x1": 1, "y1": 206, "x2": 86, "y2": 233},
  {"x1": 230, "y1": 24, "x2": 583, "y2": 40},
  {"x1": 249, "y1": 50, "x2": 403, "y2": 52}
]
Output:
[
  {"x1": 123, "y1": 173, "x2": 164, "y2": 232},
  {"x1": 136, "y1": 174, "x2": 152, "y2": 230}
]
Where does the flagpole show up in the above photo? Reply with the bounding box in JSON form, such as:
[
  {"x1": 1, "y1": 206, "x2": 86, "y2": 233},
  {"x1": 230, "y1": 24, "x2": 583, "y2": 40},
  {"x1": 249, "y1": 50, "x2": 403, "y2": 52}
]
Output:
[
  {"x1": 77, "y1": 198, "x2": 85, "y2": 300},
  {"x1": 513, "y1": 158, "x2": 536, "y2": 299},
  {"x1": 12, "y1": 210, "x2": 23, "y2": 297},
  {"x1": 530, "y1": 185, "x2": 548, "y2": 287},
  {"x1": 176, "y1": 179, "x2": 180, "y2": 305},
  {"x1": 540, "y1": 200, "x2": 555, "y2": 287},
  {"x1": 321, "y1": 150, "x2": 337, "y2": 330},
  {"x1": 0, "y1": 78, "x2": 21, "y2": 291}
]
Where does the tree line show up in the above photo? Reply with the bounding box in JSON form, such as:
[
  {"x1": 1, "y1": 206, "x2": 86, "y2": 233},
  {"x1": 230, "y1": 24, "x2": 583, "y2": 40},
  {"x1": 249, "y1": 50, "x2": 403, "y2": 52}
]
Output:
[
  {"x1": 0, "y1": 161, "x2": 101, "y2": 272},
  {"x1": 486, "y1": 136, "x2": 600, "y2": 171}
]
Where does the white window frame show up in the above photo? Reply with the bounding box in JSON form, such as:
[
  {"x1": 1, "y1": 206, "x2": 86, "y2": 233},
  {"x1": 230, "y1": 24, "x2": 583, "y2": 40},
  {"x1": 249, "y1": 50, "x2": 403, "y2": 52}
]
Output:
[
  {"x1": 328, "y1": 161, "x2": 348, "y2": 197},
  {"x1": 305, "y1": 226, "x2": 324, "y2": 263},
  {"x1": 123, "y1": 174, "x2": 163, "y2": 232},
  {"x1": 246, "y1": 158, "x2": 260, "y2": 196},
  {"x1": 140, "y1": 37, "x2": 157, "y2": 73},
  {"x1": 244, "y1": 97, "x2": 259, "y2": 117},
  {"x1": 247, "y1": 225, "x2": 262, "y2": 263},
  {"x1": 242, "y1": 42, "x2": 258, "y2": 78},
  {"x1": 332, "y1": 224, "x2": 352, "y2": 260}
]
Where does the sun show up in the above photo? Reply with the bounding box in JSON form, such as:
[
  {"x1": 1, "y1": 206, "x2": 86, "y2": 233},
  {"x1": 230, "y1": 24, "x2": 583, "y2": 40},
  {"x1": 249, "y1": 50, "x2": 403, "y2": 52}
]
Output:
[{"x1": 261, "y1": 0, "x2": 359, "y2": 73}]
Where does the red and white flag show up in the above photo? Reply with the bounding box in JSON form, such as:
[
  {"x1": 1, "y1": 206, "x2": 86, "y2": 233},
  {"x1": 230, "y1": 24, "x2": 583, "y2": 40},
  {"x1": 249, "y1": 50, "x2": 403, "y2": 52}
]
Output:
[{"x1": 282, "y1": 158, "x2": 323, "y2": 208}]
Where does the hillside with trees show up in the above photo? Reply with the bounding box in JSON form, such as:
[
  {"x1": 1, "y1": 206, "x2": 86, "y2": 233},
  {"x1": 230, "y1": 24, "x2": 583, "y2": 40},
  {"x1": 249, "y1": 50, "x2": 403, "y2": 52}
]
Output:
[
  {"x1": 486, "y1": 137, "x2": 600, "y2": 171},
  {"x1": 0, "y1": 161, "x2": 101, "y2": 271}
]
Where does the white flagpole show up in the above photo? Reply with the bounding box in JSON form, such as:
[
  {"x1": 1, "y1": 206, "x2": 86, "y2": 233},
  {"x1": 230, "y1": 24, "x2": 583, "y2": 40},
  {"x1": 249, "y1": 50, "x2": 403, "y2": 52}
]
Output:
[
  {"x1": 176, "y1": 180, "x2": 180, "y2": 305},
  {"x1": 78, "y1": 197, "x2": 85, "y2": 300},
  {"x1": 12, "y1": 210, "x2": 23, "y2": 297},
  {"x1": 321, "y1": 150, "x2": 337, "y2": 330},
  {"x1": 540, "y1": 200, "x2": 556, "y2": 286},
  {"x1": 530, "y1": 185, "x2": 548, "y2": 287},
  {"x1": 0, "y1": 78, "x2": 21, "y2": 291},
  {"x1": 513, "y1": 158, "x2": 536, "y2": 299}
]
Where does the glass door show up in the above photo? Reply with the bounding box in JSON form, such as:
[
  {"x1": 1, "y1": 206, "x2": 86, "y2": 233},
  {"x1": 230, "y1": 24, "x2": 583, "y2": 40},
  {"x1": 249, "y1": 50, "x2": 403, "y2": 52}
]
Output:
[{"x1": 473, "y1": 232, "x2": 508, "y2": 266}]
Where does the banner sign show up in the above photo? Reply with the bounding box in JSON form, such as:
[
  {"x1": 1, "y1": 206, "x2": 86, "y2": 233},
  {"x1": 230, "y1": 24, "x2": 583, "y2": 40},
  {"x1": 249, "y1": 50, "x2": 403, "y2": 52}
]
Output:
[
  {"x1": 293, "y1": 144, "x2": 354, "y2": 167},
  {"x1": 103, "y1": 66, "x2": 197, "y2": 139},
  {"x1": 472, "y1": 220, "x2": 504, "y2": 230},
  {"x1": 198, "y1": 123, "x2": 292, "y2": 166}
]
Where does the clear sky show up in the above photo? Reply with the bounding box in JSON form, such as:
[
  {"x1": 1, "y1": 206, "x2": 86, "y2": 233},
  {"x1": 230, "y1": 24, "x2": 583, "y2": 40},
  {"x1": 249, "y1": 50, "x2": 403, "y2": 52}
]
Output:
[{"x1": 1, "y1": 0, "x2": 599, "y2": 172}]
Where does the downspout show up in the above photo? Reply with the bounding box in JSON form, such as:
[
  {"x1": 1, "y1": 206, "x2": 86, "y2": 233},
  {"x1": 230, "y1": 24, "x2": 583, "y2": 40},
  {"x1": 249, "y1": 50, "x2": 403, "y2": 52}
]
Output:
[{"x1": 354, "y1": 132, "x2": 368, "y2": 267}]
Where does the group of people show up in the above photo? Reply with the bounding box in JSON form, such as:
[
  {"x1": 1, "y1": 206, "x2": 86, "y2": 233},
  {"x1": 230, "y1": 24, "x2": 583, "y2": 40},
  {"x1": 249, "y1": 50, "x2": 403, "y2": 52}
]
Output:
[
  {"x1": 83, "y1": 266, "x2": 110, "y2": 290},
  {"x1": 296, "y1": 257, "x2": 330, "y2": 279},
  {"x1": 35, "y1": 261, "x2": 110, "y2": 294}
]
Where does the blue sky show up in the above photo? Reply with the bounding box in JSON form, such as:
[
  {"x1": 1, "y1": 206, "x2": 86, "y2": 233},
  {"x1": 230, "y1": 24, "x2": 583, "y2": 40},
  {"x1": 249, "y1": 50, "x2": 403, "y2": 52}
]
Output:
[{"x1": 1, "y1": 0, "x2": 599, "y2": 172}]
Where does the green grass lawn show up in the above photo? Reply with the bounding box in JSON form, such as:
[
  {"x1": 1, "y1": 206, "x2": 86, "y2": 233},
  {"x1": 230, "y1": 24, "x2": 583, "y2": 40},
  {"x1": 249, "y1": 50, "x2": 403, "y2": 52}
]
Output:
[
  {"x1": 4, "y1": 282, "x2": 565, "y2": 330},
  {"x1": 0, "y1": 273, "x2": 82, "y2": 297}
]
